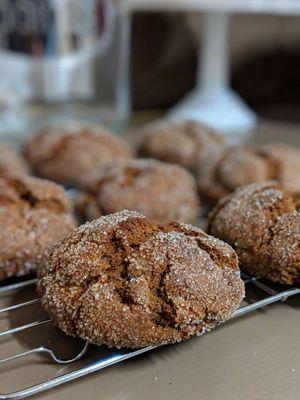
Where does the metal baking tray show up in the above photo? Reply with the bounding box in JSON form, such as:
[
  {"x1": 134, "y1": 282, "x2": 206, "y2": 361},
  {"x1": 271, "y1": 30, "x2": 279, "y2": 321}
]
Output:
[{"x1": 0, "y1": 272, "x2": 299, "y2": 399}]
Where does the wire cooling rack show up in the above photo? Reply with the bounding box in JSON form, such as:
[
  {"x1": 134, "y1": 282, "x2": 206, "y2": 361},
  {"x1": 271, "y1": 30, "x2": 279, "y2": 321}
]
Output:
[{"x1": 0, "y1": 273, "x2": 299, "y2": 399}]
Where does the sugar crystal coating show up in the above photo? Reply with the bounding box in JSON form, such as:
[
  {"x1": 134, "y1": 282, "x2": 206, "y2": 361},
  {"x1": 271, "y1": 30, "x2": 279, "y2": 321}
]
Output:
[
  {"x1": 198, "y1": 143, "x2": 300, "y2": 205},
  {"x1": 76, "y1": 158, "x2": 200, "y2": 224},
  {"x1": 137, "y1": 120, "x2": 226, "y2": 172},
  {"x1": 208, "y1": 181, "x2": 300, "y2": 285},
  {"x1": 38, "y1": 210, "x2": 244, "y2": 348},
  {"x1": 0, "y1": 175, "x2": 76, "y2": 279},
  {"x1": 24, "y1": 122, "x2": 132, "y2": 187}
]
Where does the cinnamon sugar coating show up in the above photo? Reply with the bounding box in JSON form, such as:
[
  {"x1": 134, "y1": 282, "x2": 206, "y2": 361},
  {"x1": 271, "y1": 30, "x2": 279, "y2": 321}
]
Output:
[
  {"x1": 198, "y1": 143, "x2": 300, "y2": 205},
  {"x1": 208, "y1": 181, "x2": 300, "y2": 285},
  {"x1": 24, "y1": 123, "x2": 132, "y2": 187},
  {"x1": 38, "y1": 210, "x2": 244, "y2": 348},
  {"x1": 76, "y1": 159, "x2": 200, "y2": 224},
  {"x1": 137, "y1": 120, "x2": 226, "y2": 172},
  {"x1": 0, "y1": 175, "x2": 76, "y2": 280},
  {"x1": 0, "y1": 142, "x2": 30, "y2": 177}
]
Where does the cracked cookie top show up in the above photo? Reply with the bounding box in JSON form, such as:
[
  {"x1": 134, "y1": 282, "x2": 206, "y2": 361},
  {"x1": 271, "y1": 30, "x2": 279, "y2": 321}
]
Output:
[
  {"x1": 24, "y1": 123, "x2": 133, "y2": 187},
  {"x1": 137, "y1": 120, "x2": 226, "y2": 172},
  {"x1": 208, "y1": 181, "x2": 300, "y2": 285},
  {"x1": 198, "y1": 143, "x2": 300, "y2": 205},
  {"x1": 38, "y1": 210, "x2": 244, "y2": 348},
  {"x1": 0, "y1": 175, "x2": 76, "y2": 280},
  {"x1": 76, "y1": 159, "x2": 200, "y2": 224}
]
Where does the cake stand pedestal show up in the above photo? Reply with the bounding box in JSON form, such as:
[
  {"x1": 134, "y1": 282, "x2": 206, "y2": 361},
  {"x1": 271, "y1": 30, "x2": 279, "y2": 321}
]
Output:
[
  {"x1": 167, "y1": 12, "x2": 256, "y2": 138},
  {"x1": 118, "y1": 0, "x2": 300, "y2": 138}
]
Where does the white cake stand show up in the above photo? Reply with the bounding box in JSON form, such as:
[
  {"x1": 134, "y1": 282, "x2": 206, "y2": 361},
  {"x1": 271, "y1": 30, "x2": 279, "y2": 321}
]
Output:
[{"x1": 118, "y1": 0, "x2": 300, "y2": 138}]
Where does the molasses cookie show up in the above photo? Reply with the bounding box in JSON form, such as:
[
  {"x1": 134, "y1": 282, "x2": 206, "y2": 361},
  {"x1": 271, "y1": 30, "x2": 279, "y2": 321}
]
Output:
[
  {"x1": 24, "y1": 123, "x2": 133, "y2": 187},
  {"x1": 208, "y1": 181, "x2": 300, "y2": 285},
  {"x1": 0, "y1": 142, "x2": 30, "y2": 177},
  {"x1": 0, "y1": 175, "x2": 76, "y2": 280},
  {"x1": 137, "y1": 120, "x2": 226, "y2": 172},
  {"x1": 38, "y1": 210, "x2": 244, "y2": 348},
  {"x1": 198, "y1": 143, "x2": 300, "y2": 205},
  {"x1": 76, "y1": 159, "x2": 200, "y2": 224}
]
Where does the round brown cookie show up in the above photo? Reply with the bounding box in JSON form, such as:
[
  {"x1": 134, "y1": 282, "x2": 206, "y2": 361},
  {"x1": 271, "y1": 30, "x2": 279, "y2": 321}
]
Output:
[
  {"x1": 0, "y1": 175, "x2": 76, "y2": 280},
  {"x1": 0, "y1": 142, "x2": 30, "y2": 177},
  {"x1": 208, "y1": 181, "x2": 300, "y2": 285},
  {"x1": 76, "y1": 159, "x2": 200, "y2": 224},
  {"x1": 24, "y1": 123, "x2": 133, "y2": 187},
  {"x1": 197, "y1": 143, "x2": 300, "y2": 205},
  {"x1": 257, "y1": 143, "x2": 300, "y2": 197},
  {"x1": 137, "y1": 120, "x2": 226, "y2": 172},
  {"x1": 38, "y1": 210, "x2": 244, "y2": 348}
]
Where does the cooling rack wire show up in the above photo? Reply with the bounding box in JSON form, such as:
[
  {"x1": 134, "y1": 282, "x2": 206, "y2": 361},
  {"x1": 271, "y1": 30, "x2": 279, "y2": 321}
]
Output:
[{"x1": 0, "y1": 272, "x2": 299, "y2": 399}]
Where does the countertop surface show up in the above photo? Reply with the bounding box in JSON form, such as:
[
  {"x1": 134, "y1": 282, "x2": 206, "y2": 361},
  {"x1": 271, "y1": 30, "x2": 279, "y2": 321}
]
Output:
[
  {"x1": 1, "y1": 288, "x2": 299, "y2": 400},
  {"x1": 39, "y1": 301, "x2": 300, "y2": 400},
  {"x1": 0, "y1": 117, "x2": 299, "y2": 400}
]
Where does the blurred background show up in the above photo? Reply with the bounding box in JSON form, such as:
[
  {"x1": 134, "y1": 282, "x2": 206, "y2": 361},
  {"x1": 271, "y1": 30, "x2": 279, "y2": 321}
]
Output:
[{"x1": 1, "y1": 0, "x2": 300, "y2": 142}]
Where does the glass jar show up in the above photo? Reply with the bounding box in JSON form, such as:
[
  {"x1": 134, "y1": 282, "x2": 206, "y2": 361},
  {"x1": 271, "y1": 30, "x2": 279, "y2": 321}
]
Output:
[{"x1": 0, "y1": 0, "x2": 125, "y2": 145}]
